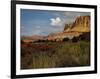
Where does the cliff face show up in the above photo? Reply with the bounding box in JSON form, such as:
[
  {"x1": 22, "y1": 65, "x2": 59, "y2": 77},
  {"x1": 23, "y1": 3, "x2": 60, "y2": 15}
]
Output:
[
  {"x1": 64, "y1": 16, "x2": 90, "y2": 32},
  {"x1": 47, "y1": 15, "x2": 90, "y2": 41},
  {"x1": 64, "y1": 23, "x2": 73, "y2": 32}
]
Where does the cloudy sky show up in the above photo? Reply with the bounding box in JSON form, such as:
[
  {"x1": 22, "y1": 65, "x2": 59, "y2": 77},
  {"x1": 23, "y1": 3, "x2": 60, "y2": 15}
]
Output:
[{"x1": 21, "y1": 9, "x2": 90, "y2": 36}]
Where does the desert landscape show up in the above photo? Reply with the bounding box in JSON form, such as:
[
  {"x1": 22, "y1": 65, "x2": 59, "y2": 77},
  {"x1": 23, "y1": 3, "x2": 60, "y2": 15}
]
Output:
[{"x1": 21, "y1": 14, "x2": 90, "y2": 69}]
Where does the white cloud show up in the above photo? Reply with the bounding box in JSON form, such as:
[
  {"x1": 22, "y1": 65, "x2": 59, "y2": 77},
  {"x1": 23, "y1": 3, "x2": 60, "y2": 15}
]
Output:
[{"x1": 50, "y1": 17, "x2": 63, "y2": 26}]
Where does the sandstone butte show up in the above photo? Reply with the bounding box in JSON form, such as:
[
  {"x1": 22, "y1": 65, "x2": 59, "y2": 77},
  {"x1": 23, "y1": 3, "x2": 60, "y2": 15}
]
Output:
[{"x1": 47, "y1": 15, "x2": 90, "y2": 41}]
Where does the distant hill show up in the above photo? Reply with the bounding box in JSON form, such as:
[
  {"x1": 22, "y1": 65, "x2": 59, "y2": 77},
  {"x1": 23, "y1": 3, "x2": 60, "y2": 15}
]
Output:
[
  {"x1": 22, "y1": 35, "x2": 44, "y2": 40},
  {"x1": 21, "y1": 35, "x2": 45, "y2": 43}
]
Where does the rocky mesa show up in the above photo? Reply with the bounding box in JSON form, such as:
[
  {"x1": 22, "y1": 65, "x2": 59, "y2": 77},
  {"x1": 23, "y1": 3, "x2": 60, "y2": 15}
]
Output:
[
  {"x1": 64, "y1": 15, "x2": 90, "y2": 32},
  {"x1": 47, "y1": 15, "x2": 90, "y2": 41}
]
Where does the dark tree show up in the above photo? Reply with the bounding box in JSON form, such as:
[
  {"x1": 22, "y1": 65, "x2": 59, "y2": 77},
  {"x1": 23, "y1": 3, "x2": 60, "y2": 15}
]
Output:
[
  {"x1": 72, "y1": 37, "x2": 79, "y2": 42},
  {"x1": 79, "y1": 32, "x2": 90, "y2": 41},
  {"x1": 63, "y1": 37, "x2": 69, "y2": 42}
]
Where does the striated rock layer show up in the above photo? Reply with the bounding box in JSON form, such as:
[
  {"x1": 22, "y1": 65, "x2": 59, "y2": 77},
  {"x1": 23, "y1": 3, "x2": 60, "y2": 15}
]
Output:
[
  {"x1": 64, "y1": 16, "x2": 90, "y2": 32},
  {"x1": 47, "y1": 15, "x2": 90, "y2": 41}
]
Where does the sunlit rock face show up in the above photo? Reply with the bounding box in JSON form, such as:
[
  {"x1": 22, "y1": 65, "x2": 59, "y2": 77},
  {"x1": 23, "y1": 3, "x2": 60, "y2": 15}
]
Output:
[
  {"x1": 64, "y1": 16, "x2": 90, "y2": 32},
  {"x1": 47, "y1": 16, "x2": 90, "y2": 41}
]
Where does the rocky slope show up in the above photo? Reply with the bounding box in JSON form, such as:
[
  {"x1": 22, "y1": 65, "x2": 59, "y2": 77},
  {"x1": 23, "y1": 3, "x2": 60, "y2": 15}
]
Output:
[
  {"x1": 47, "y1": 15, "x2": 90, "y2": 41},
  {"x1": 64, "y1": 16, "x2": 90, "y2": 32}
]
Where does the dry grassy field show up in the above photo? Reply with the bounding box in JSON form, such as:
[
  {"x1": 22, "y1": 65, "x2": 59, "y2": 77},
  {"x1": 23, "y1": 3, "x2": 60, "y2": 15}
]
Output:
[{"x1": 21, "y1": 41, "x2": 90, "y2": 69}]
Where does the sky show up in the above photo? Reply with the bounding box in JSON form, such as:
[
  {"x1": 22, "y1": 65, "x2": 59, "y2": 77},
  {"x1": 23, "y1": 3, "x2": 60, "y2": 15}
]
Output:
[{"x1": 21, "y1": 9, "x2": 90, "y2": 36}]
